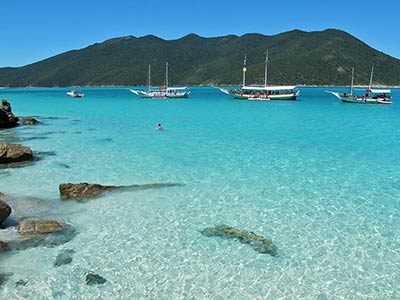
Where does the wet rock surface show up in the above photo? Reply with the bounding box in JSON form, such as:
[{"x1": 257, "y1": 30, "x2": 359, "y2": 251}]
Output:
[
  {"x1": 85, "y1": 273, "x2": 107, "y2": 285},
  {"x1": 0, "y1": 199, "x2": 11, "y2": 225},
  {"x1": 201, "y1": 225, "x2": 278, "y2": 256},
  {"x1": 0, "y1": 142, "x2": 33, "y2": 164},
  {"x1": 22, "y1": 118, "x2": 39, "y2": 125},
  {"x1": 18, "y1": 219, "x2": 65, "y2": 235},
  {"x1": 0, "y1": 109, "x2": 19, "y2": 128},
  {"x1": 59, "y1": 182, "x2": 183, "y2": 200}
]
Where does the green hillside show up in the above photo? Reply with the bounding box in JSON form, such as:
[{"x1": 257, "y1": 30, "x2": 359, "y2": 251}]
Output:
[{"x1": 1, "y1": 29, "x2": 399, "y2": 87}]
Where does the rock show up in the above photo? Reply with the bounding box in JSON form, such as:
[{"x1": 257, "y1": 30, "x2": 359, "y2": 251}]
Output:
[
  {"x1": 0, "y1": 192, "x2": 5, "y2": 200},
  {"x1": 85, "y1": 273, "x2": 107, "y2": 285},
  {"x1": 15, "y1": 279, "x2": 28, "y2": 287},
  {"x1": 2, "y1": 223, "x2": 76, "y2": 250},
  {"x1": 54, "y1": 249, "x2": 75, "y2": 267},
  {"x1": 18, "y1": 219, "x2": 65, "y2": 235},
  {"x1": 0, "y1": 199, "x2": 11, "y2": 225},
  {"x1": 0, "y1": 272, "x2": 13, "y2": 287},
  {"x1": 200, "y1": 225, "x2": 278, "y2": 256},
  {"x1": 59, "y1": 182, "x2": 183, "y2": 200},
  {"x1": 0, "y1": 109, "x2": 19, "y2": 128},
  {"x1": 59, "y1": 183, "x2": 117, "y2": 200},
  {"x1": 22, "y1": 118, "x2": 39, "y2": 125},
  {"x1": 0, "y1": 142, "x2": 33, "y2": 164},
  {"x1": 0, "y1": 240, "x2": 10, "y2": 252}
]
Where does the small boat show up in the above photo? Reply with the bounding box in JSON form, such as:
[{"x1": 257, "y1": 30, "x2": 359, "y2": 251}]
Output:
[
  {"x1": 66, "y1": 89, "x2": 84, "y2": 98},
  {"x1": 219, "y1": 52, "x2": 300, "y2": 101},
  {"x1": 328, "y1": 67, "x2": 392, "y2": 104},
  {"x1": 131, "y1": 63, "x2": 190, "y2": 99}
]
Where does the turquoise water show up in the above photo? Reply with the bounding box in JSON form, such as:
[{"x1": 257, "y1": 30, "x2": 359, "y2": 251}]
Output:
[{"x1": 1, "y1": 87, "x2": 400, "y2": 299}]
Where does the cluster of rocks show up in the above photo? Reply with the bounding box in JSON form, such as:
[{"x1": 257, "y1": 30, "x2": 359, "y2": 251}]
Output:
[{"x1": 0, "y1": 110, "x2": 39, "y2": 129}]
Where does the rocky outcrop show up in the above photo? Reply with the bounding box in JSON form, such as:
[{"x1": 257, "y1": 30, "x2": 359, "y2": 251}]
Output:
[
  {"x1": 0, "y1": 199, "x2": 11, "y2": 226},
  {"x1": 22, "y1": 118, "x2": 39, "y2": 125},
  {"x1": 18, "y1": 219, "x2": 65, "y2": 235},
  {"x1": 200, "y1": 225, "x2": 278, "y2": 256},
  {"x1": 0, "y1": 109, "x2": 19, "y2": 128},
  {"x1": 0, "y1": 142, "x2": 33, "y2": 164},
  {"x1": 59, "y1": 182, "x2": 183, "y2": 200}
]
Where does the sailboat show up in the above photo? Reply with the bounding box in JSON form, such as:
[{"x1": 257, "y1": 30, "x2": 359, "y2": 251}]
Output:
[
  {"x1": 219, "y1": 52, "x2": 299, "y2": 101},
  {"x1": 328, "y1": 67, "x2": 392, "y2": 104},
  {"x1": 131, "y1": 62, "x2": 190, "y2": 99}
]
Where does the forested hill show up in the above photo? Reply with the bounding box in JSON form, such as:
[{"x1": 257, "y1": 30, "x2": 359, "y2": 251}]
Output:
[{"x1": 1, "y1": 29, "x2": 400, "y2": 87}]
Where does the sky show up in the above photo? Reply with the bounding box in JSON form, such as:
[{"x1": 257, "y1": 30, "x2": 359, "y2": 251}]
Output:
[{"x1": 2, "y1": 0, "x2": 400, "y2": 67}]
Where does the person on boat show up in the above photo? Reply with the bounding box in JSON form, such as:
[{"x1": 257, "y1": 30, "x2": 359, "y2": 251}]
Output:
[
  {"x1": 157, "y1": 124, "x2": 164, "y2": 131},
  {"x1": 1, "y1": 98, "x2": 12, "y2": 113}
]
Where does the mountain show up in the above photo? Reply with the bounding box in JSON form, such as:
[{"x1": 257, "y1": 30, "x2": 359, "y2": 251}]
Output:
[{"x1": 1, "y1": 29, "x2": 400, "y2": 87}]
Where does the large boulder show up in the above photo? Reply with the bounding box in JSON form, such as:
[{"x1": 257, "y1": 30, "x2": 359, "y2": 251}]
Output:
[
  {"x1": 201, "y1": 225, "x2": 278, "y2": 256},
  {"x1": 0, "y1": 142, "x2": 33, "y2": 164},
  {"x1": 18, "y1": 219, "x2": 65, "y2": 235},
  {"x1": 59, "y1": 182, "x2": 183, "y2": 200},
  {"x1": 0, "y1": 109, "x2": 19, "y2": 128},
  {"x1": 0, "y1": 199, "x2": 11, "y2": 226}
]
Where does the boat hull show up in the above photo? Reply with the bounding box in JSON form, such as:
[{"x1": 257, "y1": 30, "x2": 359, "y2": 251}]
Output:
[{"x1": 228, "y1": 91, "x2": 297, "y2": 100}]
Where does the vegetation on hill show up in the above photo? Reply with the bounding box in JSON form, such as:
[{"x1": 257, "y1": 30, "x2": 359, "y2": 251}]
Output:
[{"x1": 1, "y1": 29, "x2": 399, "y2": 87}]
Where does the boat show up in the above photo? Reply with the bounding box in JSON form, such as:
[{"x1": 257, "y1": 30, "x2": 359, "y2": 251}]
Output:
[
  {"x1": 328, "y1": 67, "x2": 392, "y2": 104},
  {"x1": 131, "y1": 62, "x2": 190, "y2": 99},
  {"x1": 66, "y1": 89, "x2": 84, "y2": 98},
  {"x1": 219, "y1": 53, "x2": 300, "y2": 101}
]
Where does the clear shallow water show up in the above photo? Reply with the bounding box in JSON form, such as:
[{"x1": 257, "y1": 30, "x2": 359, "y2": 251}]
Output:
[{"x1": 1, "y1": 87, "x2": 400, "y2": 299}]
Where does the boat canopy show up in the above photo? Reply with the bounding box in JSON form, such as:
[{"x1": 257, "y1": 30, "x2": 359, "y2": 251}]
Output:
[
  {"x1": 166, "y1": 86, "x2": 188, "y2": 91},
  {"x1": 242, "y1": 85, "x2": 296, "y2": 91},
  {"x1": 370, "y1": 89, "x2": 391, "y2": 94}
]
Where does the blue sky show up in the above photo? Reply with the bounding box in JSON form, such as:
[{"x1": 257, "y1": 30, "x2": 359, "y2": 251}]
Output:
[{"x1": 2, "y1": 0, "x2": 399, "y2": 67}]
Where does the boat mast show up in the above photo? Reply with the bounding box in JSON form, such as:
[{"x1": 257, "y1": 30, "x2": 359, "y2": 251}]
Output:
[
  {"x1": 148, "y1": 64, "x2": 151, "y2": 91},
  {"x1": 165, "y1": 61, "x2": 169, "y2": 87},
  {"x1": 242, "y1": 54, "x2": 247, "y2": 87},
  {"x1": 368, "y1": 66, "x2": 374, "y2": 93},
  {"x1": 350, "y1": 67, "x2": 354, "y2": 96},
  {"x1": 264, "y1": 50, "x2": 269, "y2": 87}
]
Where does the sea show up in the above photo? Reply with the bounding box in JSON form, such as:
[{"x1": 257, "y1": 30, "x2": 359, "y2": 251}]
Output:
[{"x1": 1, "y1": 86, "x2": 400, "y2": 299}]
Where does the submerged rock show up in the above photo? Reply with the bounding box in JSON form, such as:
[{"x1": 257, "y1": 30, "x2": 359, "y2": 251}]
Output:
[
  {"x1": 15, "y1": 279, "x2": 28, "y2": 287},
  {"x1": 0, "y1": 109, "x2": 19, "y2": 128},
  {"x1": 85, "y1": 273, "x2": 107, "y2": 285},
  {"x1": 0, "y1": 240, "x2": 10, "y2": 252},
  {"x1": 0, "y1": 142, "x2": 33, "y2": 164},
  {"x1": 200, "y1": 225, "x2": 278, "y2": 256},
  {"x1": 18, "y1": 219, "x2": 64, "y2": 235},
  {"x1": 22, "y1": 118, "x2": 39, "y2": 125},
  {"x1": 0, "y1": 199, "x2": 11, "y2": 225},
  {"x1": 1, "y1": 222, "x2": 76, "y2": 251},
  {"x1": 0, "y1": 272, "x2": 13, "y2": 287},
  {"x1": 54, "y1": 249, "x2": 75, "y2": 267},
  {"x1": 59, "y1": 182, "x2": 183, "y2": 200}
]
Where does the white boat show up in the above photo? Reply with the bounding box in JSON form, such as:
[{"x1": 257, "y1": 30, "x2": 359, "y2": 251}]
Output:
[
  {"x1": 131, "y1": 62, "x2": 190, "y2": 99},
  {"x1": 219, "y1": 52, "x2": 299, "y2": 101},
  {"x1": 328, "y1": 67, "x2": 392, "y2": 104},
  {"x1": 66, "y1": 89, "x2": 84, "y2": 98}
]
